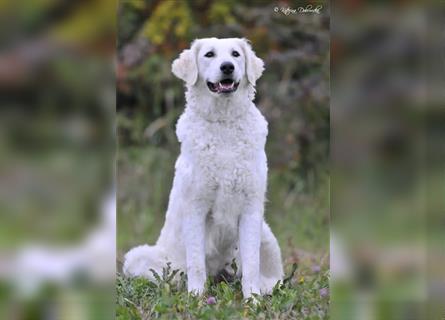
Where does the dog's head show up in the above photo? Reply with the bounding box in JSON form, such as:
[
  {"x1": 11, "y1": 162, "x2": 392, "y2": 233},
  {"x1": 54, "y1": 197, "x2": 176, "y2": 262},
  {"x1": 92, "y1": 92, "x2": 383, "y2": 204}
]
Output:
[{"x1": 172, "y1": 38, "x2": 264, "y2": 95}]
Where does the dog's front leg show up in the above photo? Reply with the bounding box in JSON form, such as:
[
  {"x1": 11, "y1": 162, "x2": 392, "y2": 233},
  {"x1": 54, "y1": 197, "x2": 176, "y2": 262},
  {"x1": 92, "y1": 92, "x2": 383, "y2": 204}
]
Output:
[
  {"x1": 239, "y1": 203, "x2": 262, "y2": 298},
  {"x1": 182, "y1": 208, "x2": 206, "y2": 295}
]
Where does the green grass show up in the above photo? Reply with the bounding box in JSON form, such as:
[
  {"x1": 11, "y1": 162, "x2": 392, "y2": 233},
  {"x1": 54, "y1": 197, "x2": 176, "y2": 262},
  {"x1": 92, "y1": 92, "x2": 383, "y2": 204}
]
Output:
[
  {"x1": 117, "y1": 146, "x2": 330, "y2": 319},
  {"x1": 116, "y1": 261, "x2": 329, "y2": 320}
]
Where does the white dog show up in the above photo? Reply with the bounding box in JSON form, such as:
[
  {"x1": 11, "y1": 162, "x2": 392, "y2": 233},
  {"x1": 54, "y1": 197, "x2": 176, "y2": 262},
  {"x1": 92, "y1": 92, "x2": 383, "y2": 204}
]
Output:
[{"x1": 123, "y1": 38, "x2": 283, "y2": 298}]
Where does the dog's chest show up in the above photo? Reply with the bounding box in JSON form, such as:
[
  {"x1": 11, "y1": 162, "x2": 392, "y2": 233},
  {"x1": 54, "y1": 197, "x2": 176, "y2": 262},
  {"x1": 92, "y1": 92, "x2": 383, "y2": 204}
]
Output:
[
  {"x1": 177, "y1": 109, "x2": 268, "y2": 198},
  {"x1": 191, "y1": 121, "x2": 260, "y2": 186}
]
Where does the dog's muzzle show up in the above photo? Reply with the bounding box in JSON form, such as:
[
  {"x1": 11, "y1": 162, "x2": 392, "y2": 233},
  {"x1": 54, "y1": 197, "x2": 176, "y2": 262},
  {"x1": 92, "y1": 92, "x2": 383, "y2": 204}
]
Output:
[{"x1": 207, "y1": 79, "x2": 240, "y2": 94}]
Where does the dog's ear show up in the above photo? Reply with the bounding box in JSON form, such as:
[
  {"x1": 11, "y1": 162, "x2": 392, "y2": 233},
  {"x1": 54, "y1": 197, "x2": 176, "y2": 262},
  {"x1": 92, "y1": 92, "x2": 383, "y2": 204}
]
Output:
[
  {"x1": 172, "y1": 41, "x2": 199, "y2": 85},
  {"x1": 240, "y1": 38, "x2": 264, "y2": 85}
]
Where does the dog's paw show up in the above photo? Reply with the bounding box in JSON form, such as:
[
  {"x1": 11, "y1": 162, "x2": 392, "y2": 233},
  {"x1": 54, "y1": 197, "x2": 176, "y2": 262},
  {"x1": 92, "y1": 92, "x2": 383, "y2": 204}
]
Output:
[
  {"x1": 244, "y1": 293, "x2": 261, "y2": 306},
  {"x1": 242, "y1": 284, "x2": 261, "y2": 300},
  {"x1": 187, "y1": 285, "x2": 205, "y2": 296}
]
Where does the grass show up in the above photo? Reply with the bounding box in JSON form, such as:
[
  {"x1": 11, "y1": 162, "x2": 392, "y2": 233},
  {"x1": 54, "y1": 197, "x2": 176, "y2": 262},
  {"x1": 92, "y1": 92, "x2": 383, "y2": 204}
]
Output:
[
  {"x1": 116, "y1": 261, "x2": 329, "y2": 320},
  {"x1": 117, "y1": 145, "x2": 330, "y2": 319}
]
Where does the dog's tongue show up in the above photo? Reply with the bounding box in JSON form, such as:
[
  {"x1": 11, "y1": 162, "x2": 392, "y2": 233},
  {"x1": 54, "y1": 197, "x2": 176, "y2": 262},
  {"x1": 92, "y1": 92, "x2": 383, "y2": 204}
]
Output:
[{"x1": 219, "y1": 81, "x2": 234, "y2": 91}]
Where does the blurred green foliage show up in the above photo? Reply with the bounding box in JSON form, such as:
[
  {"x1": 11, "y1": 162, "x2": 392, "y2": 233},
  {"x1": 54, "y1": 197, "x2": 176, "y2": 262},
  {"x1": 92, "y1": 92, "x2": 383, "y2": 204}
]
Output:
[
  {"x1": 118, "y1": 0, "x2": 330, "y2": 184},
  {"x1": 141, "y1": 0, "x2": 193, "y2": 44},
  {"x1": 0, "y1": 0, "x2": 116, "y2": 246},
  {"x1": 0, "y1": 1, "x2": 116, "y2": 319}
]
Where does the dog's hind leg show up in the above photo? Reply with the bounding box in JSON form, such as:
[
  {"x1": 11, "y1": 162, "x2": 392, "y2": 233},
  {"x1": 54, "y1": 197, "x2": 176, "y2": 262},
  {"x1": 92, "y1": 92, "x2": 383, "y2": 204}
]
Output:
[{"x1": 259, "y1": 221, "x2": 284, "y2": 294}]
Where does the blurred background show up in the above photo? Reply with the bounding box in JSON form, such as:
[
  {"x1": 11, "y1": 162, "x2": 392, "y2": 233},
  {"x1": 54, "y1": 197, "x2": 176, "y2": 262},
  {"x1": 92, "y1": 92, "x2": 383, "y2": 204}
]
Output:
[
  {"x1": 117, "y1": 0, "x2": 330, "y2": 300},
  {"x1": 331, "y1": 2, "x2": 445, "y2": 319},
  {"x1": 0, "y1": 0, "x2": 116, "y2": 319}
]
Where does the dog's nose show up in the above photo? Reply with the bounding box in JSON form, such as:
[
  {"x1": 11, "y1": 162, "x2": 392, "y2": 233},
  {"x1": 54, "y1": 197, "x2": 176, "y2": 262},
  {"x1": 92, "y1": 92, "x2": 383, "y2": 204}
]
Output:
[{"x1": 220, "y1": 62, "x2": 234, "y2": 75}]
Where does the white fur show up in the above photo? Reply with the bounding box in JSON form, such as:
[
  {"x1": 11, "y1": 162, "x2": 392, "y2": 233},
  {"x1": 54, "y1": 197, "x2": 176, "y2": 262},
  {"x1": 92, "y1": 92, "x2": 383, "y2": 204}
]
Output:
[{"x1": 123, "y1": 38, "x2": 283, "y2": 298}]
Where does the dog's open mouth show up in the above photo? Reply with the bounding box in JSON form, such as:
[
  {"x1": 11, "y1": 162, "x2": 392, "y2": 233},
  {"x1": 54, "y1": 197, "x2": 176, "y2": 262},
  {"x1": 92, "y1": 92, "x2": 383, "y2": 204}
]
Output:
[{"x1": 207, "y1": 79, "x2": 239, "y2": 94}]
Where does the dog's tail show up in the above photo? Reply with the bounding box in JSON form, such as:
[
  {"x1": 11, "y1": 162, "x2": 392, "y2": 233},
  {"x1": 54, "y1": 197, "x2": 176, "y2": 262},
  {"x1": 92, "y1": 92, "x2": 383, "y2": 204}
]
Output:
[{"x1": 123, "y1": 244, "x2": 166, "y2": 281}]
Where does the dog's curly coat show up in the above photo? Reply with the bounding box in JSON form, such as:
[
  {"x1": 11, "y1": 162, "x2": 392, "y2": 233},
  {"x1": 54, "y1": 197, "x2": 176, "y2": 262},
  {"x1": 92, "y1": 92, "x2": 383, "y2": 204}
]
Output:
[{"x1": 123, "y1": 38, "x2": 283, "y2": 298}]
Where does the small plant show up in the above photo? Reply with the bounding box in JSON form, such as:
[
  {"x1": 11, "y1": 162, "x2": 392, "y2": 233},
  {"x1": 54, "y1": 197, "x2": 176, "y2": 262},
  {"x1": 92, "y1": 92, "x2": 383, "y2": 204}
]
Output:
[{"x1": 116, "y1": 260, "x2": 329, "y2": 319}]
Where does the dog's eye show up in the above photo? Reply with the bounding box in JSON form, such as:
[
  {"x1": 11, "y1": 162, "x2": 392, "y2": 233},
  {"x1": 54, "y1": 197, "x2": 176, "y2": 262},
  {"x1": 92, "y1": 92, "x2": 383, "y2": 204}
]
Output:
[
  {"x1": 204, "y1": 51, "x2": 214, "y2": 58},
  {"x1": 232, "y1": 51, "x2": 240, "y2": 57}
]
